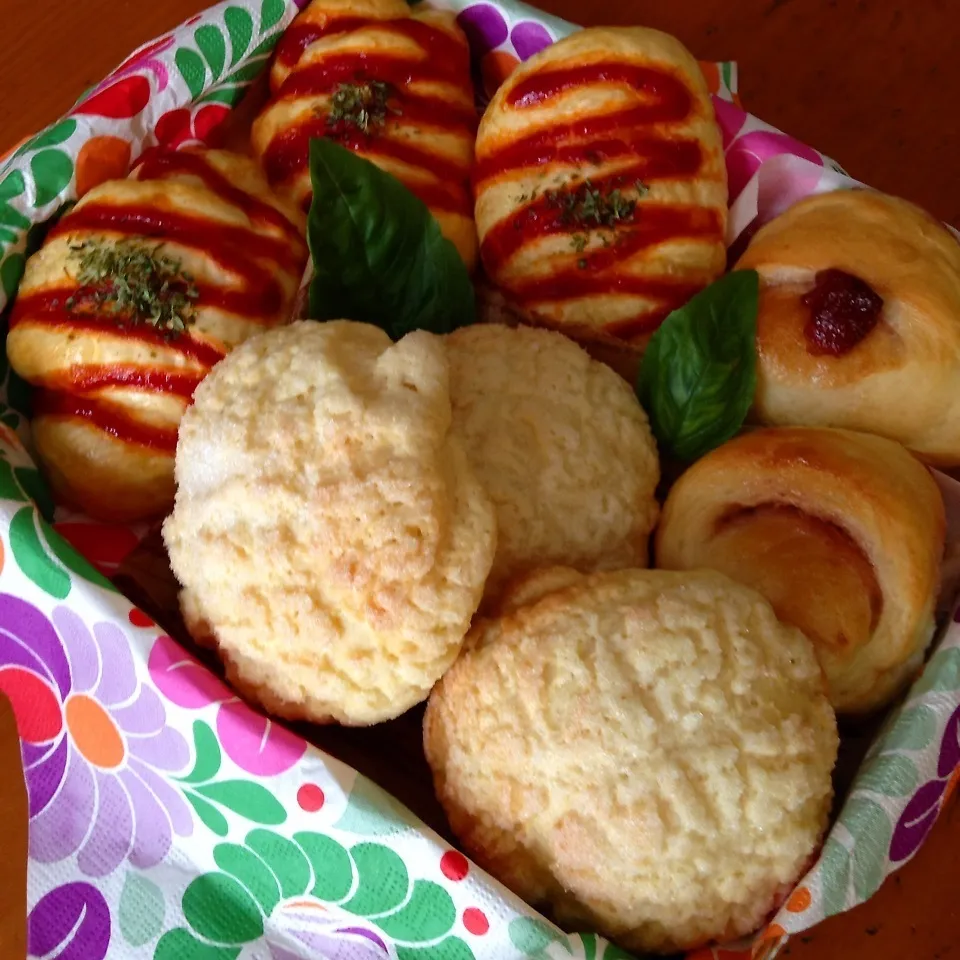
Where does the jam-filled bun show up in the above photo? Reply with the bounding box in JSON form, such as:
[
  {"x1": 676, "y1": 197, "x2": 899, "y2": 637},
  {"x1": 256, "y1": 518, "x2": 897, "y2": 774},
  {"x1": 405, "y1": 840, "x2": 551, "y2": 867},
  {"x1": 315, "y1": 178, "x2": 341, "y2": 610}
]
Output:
[
  {"x1": 656, "y1": 426, "x2": 945, "y2": 714},
  {"x1": 474, "y1": 27, "x2": 727, "y2": 364},
  {"x1": 735, "y1": 189, "x2": 960, "y2": 466},
  {"x1": 5, "y1": 149, "x2": 307, "y2": 522},
  {"x1": 252, "y1": 0, "x2": 478, "y2": 269}
]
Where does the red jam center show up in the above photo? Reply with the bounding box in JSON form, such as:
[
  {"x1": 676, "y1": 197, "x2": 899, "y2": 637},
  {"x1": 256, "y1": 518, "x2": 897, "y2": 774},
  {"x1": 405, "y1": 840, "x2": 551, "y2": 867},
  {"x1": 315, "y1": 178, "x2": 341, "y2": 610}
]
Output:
[{"x1": 802, "y1": 269, "x2": 884, "y2": 356}]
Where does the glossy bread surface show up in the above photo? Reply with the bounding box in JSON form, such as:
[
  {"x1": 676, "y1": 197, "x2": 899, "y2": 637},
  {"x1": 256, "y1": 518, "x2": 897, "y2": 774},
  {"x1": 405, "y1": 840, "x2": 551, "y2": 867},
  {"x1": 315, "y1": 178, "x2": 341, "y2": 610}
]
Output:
[
  {"x1": 474, "y1": 26, "x2": 727, "y2": 357},
  {"x1": 736, "y1": 189, "x2": 960, "y2": 465},
  {"x1": 251, "y1": 0, "x2": 478, "y2": 268},
  {"x1": 656, "y1": 426, "x2": 946, "y2": 714},
  {"x1": 6, "y1": 148, "x2": 307, "y2": 521}
]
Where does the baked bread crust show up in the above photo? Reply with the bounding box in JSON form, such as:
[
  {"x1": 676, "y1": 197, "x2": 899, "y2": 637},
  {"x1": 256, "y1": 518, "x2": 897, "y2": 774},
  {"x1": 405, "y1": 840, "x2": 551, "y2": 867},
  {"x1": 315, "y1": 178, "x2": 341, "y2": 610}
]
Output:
[
  {"x1": 474, "y1": 26, "x2": 727, "y2": 362},
  {"x1": 656, "y1": 426, "x2": 945, "y2": 713},
  {"x1": 736, "y1": 188, "x2": 960, "y2": 465},
  {"x1": 424, "y1": 567, "x2": 837, "y2": 954}
]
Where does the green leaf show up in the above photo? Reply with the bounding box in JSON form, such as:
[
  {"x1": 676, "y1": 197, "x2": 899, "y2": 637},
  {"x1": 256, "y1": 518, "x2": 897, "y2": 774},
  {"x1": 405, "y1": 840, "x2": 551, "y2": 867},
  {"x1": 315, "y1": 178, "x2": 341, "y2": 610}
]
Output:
[
  {"x1": 180, "y1": 720, "x2": 223, "y2": 785},
  {"x1": 817, "y1": 837, "x2": 851, "y2": 917},
  {"x1": 294, "y1": 832, "x2": 354, "y2": 901},
  {"x1": 0, "y1": 460, "x2": 27, "y2": 502},
  {"x1": 396, "y1": 937, "x2": 477, "y2": 960},
  {"x1": 40, "y1": 518, "x2": 117, "y2": 592},
  {"x1": 155, "y1": 929, "x2": 241, "y2": 960},
  {"x1": 508, "y1": 917, "x2": 572, "y2": 956},
  {"x1": 176, "y1": 48, "x2": 208, "y2": 100},
  {"x1": 182, "y1": 873, "x2": 263, "y2": 944},
  {"x1": 840, "y1": 796, "x2": 893, "y2": 900},
  {"x1": 245, "y1": 828, "x2": 312, "y2": 898},
  {"x1": 307, "y1": 139, "x2": 476, "y2": 340},
  {"x1": 185, "y1": 790, "x2": 230, "y2": 837},
  {"x1": 637, "y1": 269, "x2": 759, "y2": 462},
  {"x1": 9, "y1": 507, "x2": 71, "y2": 599},
  {"x1": 0, "y1": 253, "x2": 25, "y2": 300},
  {"x1": 855, "y1": 753, "x2": 919, "y2": 798},
  {"x1": 0, "y1": 204, "x2": 29, "y2": 232},
  {"x1": 883, "y1": 703, "x2": 938, "y2": 752},
  {"x1": 377, "y1": 880, "x2": 455, "y2": 943},
  {"x1": 195, "y1": 25, "x2": 227, "y2": 80},
  {"x1": 118, "y1": 871, "x2": 165, "y2": 946},
  {"x1": 195, "y1": 780, "x2": 287, "y2": 825},
  {"x1": 0, "y1": 170, "x2": 25, "y2": 202},
  {"x1": 335, "y1": 774, "x2": 419, "y2": 836},
  {"x1": 0, "y1": 227, "x2": 18, "y2": 245},
  {"x1": 222, "y1": 60, "x2": 268, "y2": 84},
  {"x1": 249, "y1": 34, "x2": 281, "y2": 57},
  {"x1": 911, "y1": 646, "x2": 960, "y2": 696},
  {"x1": 30, "y1": 150, "x2": 74, "y2": 206},
  {"x1": 342, "y1": 843, "x2": 409, "y2": 917},
  {"x1": 200, "y1": 87, "x2": 244, "y2": 107},
  {"x1": 260, "y1": 0, "x2": 285, "y2": 32},
  {"x1": 225, "y1": 7, "x2": 254, "y2": 65},
  {"x1": 28, "y1": 120, "x2": 78, "y2": 151},
  {"x1": 213, "y1": 843, "x2": 281, "y2": 916},
  {"x1": 599, "y1": 943, "x2": 636, "y2": 960},
  {"x1": 16, "y1": 468, "x2": 54, "y2": 521}
]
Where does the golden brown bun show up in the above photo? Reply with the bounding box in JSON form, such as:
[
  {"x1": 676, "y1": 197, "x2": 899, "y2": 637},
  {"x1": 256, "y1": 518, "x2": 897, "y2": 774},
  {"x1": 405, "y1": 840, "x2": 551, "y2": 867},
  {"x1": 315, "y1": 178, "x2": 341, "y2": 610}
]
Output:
[
  {"x1": 6, "y1": 148, "x2": 307, "y2": 522},
  {"x1": 424, "y1": 567, "x2": 837, "y2": 954},
  {"x1": 656, "y1": 427, "x2": 945, "y2": 714},
  {"x1": 164, "y1": 321, "x2": 497, "y2": 727},
  {"x1": 445, "y1": 324, "x2": 660, "y2": 602},
  {"x1": 474, "y1": 26, "x2": 727, "y2": 365},
  {"x1": 735, "y1": 189, "x2": 960, "y2": 466},
  {"x1": 252, "y1": 0, "x2": 478, "y2": 269}
]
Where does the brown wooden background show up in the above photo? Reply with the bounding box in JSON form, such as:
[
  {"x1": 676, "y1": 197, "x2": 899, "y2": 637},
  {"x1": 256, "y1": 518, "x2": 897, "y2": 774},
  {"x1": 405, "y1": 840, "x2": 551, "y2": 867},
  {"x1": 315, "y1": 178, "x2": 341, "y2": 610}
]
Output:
[{"x1": 1, "y1": 0, "x2": 959, "y2": 957}]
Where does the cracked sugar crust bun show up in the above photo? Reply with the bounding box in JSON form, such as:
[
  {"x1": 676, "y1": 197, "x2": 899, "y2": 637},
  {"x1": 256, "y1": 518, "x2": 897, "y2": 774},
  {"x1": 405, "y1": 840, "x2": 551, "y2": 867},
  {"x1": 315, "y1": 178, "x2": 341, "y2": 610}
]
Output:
[
  {"x1": 424, "y1": 567, "x2": 838, "y2": 955},
  {"x1": 163, "y1": 320, "x2": 497, "y2": 726},
  {"x1": 445, "y1": 324, "x2": 660, "y2": 601}
]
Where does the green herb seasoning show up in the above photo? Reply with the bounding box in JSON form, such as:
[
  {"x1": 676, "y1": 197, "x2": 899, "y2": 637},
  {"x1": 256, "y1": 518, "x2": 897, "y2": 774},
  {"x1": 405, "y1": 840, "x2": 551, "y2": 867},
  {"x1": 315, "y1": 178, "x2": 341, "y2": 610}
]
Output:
[
  {"x1": 546, "y1": 179, "x2": 640, "y2": 230},
  {"x1": 65, "y1": 239, "x2": 199, "y2": 337},
  {"x1": 327, "y1": 80, "x2": 400, "y2": 134}
]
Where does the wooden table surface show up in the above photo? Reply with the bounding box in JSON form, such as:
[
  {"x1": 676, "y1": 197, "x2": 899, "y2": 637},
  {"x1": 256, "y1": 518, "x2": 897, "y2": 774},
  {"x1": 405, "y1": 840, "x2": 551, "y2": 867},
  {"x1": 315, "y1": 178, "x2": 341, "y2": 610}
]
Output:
[{"x1": 1, "y1": 1, "x2": 959, "y2": 957}]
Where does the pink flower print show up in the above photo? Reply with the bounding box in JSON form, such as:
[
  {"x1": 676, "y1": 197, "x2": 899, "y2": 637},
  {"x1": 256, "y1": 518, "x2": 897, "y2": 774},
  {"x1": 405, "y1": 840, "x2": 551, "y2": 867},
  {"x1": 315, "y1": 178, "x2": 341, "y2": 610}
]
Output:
[
  {"x1": 148, "y1": 634, "x2": 307, "y2": 776},
  {"x1": 0, "y1": 595, "x2": 193, "y2": 877},
  {"x1": 725, "y1": 125, "x2": 824, "y2": 202}
]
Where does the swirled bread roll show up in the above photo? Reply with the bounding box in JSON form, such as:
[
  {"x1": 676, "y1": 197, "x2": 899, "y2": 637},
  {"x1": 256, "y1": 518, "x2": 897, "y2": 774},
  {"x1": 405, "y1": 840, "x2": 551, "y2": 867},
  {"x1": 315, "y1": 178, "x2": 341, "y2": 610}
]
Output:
[
  {"x1": 6, "y1": 148, "x2": 307, "y2": 522},
  {"x1": 735, "y1": 189, "x2": 960, "y2": 465},
  {"x1": 474, "y1": 27, "x2": 727, "y2": 362},
  {"x1": 164, "y1": 321, "x2": 497, "y2": 726},
  {"x1": 656, "y1": 427, "x2": 945, "y2": 714},
  {"x1": 252, "y1": 0, "x2": 478, "y2": 268},
  {"x1": 424, "y1": 567, "x2": 837, "y2": 954}
]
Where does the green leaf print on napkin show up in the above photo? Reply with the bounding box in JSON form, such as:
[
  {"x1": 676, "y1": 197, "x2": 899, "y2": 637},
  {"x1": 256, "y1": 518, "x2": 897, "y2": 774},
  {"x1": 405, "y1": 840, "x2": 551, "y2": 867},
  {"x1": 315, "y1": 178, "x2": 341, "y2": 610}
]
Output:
[
  {"x1": 119, "y1": 871, "x2": 166, "y2": 947},
  {"x1": 177, "y1": 720, "x2": 287, "y2": 834},
  {"x1": 156, "y1": 828, "x2": 471, "y2": 960}
]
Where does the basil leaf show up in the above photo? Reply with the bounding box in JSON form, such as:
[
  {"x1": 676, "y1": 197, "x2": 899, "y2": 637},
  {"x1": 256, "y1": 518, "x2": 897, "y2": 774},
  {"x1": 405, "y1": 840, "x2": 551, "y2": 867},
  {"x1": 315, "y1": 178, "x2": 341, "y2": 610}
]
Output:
[
  {"x1": 306, "y1": 138, "x2": 475, "y2": 339},
  {"x1": 637, "y1": 269, "x2": 759, "y2": 462}
]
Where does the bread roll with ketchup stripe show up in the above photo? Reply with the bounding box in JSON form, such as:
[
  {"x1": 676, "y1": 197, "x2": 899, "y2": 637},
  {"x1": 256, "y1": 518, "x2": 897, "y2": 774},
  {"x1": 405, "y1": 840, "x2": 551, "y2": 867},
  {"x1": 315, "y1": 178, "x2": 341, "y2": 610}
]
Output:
[
  {"x1": 474, "y1": 27, "x2": 727, "y2": 360},
  {"x1": 252, "y1": 0, "x2": 478, "y2": 269},
  {"x1": 656, "y1": 427, "x2": 945, "y2": 714},
  {"x1": 735, "y1": 189, "x2": 960, "y2": 466},
  {"x1": 6, "y1": 148, "x2": 307, "y2": 522}
]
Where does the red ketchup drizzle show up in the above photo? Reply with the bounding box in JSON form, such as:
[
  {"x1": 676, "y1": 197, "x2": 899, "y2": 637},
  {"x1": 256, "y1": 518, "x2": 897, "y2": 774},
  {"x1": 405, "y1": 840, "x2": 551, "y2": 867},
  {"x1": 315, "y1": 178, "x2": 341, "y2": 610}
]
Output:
[
  {"x1": 275, "y1": 16, "x2": 373, "y2": 69},
  {"x1": 477, "y1": 61, "x2": 718, "y2": 340},
  {"x1": 802, "y1": 269, "x2": 884, "y2": 356},
  {"x1": 33, "y1": 390, "x2": 179, "y2": 452},
  {"x1": 134, "y1": 150, "x2": 304, "y2": 244},
  {"x1": 264, "y1": 18, "x2": 475, "y2": 216},
  {"x1": 10, "y1": 188, "x2": 298, "y2": 450},
  {"x1": 264, "y1": 119, "x2": 472, "y2": 216},
  {"x1": 54, "y1": 365, "x2": 203, "y2": 399}
]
